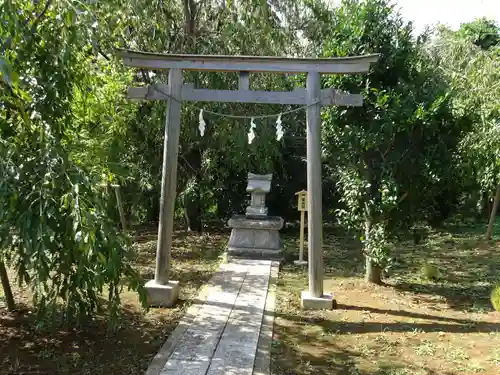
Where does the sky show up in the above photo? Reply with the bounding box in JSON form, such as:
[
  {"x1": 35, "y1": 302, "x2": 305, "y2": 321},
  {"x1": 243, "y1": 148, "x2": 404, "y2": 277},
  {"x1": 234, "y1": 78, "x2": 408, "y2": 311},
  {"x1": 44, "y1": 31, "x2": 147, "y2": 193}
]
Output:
[{"x1": 393, "y1": 0, "x2": 500, "y2": 34}]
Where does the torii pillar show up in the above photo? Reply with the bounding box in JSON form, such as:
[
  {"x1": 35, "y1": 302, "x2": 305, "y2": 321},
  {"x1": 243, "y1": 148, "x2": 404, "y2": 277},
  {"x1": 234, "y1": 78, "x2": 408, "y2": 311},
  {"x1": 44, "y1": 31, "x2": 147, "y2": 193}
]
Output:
[{"x1": 117, "y1": 50, "x2": 379, "y2": 308}]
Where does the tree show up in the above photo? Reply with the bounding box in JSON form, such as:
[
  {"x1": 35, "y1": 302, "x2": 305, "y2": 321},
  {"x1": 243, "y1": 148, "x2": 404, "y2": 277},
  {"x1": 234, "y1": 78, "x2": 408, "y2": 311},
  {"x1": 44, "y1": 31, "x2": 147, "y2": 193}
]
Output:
[
  {"x1": 83, "y1": 0, "x2": 317, "y2": 229},
  {"x1": 0, "y1": 260, "x2": 15, "y2": 311},
  {"x1": 0, "y1": 0, "x2": 324, "y2": 321},
  {"x1": 457, "y1": 18, "x2": 500, "y2": 51},
  {"x1": 432, "y1": 26, "x2": 500, "y2": 239},
  {"x1": 0, "y1": 0, "x2": 145, "y2": 327},
  {"x1": 303, "y1": 0, "x2": 464, "y2": 283}
]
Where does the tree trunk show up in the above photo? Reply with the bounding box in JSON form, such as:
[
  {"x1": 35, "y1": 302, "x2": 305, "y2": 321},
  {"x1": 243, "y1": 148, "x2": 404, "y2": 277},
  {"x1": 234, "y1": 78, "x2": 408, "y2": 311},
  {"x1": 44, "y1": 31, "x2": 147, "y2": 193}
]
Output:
[
  {"x1": 183, "y1": 0, "x2": 197, "y2": 52},
  {"x1": 482, "y1": 191, "x2": 492, "y2": 218},
  {"x1": 365, "y1": 257, "x2": 382, "y2": 285},
  {"x1": 0, "y1": 260, "x2": 15, "y2": 311},
  {"x1": 184, "y1": 191, "x2": 202, "y2": 233},
  {"x1": 363, "y1": 214, "x2": 383, "y2": 285},
  {"x1": 486, "y1": 183, "x2": 500, "y2": 240},
  {"x1": 182, "y1": 170, "x2": 203, "y2": 233}
]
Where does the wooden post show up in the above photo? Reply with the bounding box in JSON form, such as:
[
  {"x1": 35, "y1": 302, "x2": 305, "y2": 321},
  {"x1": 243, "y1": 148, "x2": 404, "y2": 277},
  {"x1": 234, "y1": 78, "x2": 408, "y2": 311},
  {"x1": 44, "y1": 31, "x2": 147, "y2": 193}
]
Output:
[
  {"x1": 0, "y1": 260, "x2": 15, "y2": 311},
  {"x1": 112, "y1": 185, "x2": 127, "y2": 232},
  {"x1": 301, "y1": 72, "x2": 334, "y2": 310},
  {"x1": 239, "y1": 72, "x2": 250, "y2": 91},
  {"x1": 154, "y1": 68, "x2": 183, "y2": 285},
  {"x1": 306, "y1": 72, "x2": 323, "y2": 298},
  {"x1": 298, "y1": 211, "x2": 306, "y2": 259},
  {"x1": 486, "y1": 183, "x2": 500, "y2": 240},
  {"x1": 295, "y1": 190, "x2": 308, "y2": 266}
]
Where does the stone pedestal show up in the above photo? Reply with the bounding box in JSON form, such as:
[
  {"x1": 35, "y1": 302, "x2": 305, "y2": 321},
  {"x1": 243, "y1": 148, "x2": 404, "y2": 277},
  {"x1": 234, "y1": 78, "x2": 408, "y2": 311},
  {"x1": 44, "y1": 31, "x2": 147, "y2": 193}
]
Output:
[
  {"x1": 145, "y1": 280, "x2": 180, "y2": 307},
  {"x1": 300, "y1": 290, "x2": 336, "y2": 310},
  {"x1": 294, "y1": 260, "x2": 308, "y2": 266},
  {"x1": 227, "y1": 215, "x2": 284, "y2": 259}
]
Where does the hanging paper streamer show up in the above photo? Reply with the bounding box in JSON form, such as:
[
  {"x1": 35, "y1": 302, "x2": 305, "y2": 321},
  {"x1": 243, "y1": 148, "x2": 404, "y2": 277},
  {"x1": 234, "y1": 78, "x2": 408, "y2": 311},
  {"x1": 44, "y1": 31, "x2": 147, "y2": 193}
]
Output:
[
  {"x1": 248, "y1": 117, "x2": 256, "y2": 144},
  {"x1": 198, "y1": 109, "x2": 206, "y2": 137},
  {"x1": 275, "y1": 113, "x2": 284, "y2": 141}
]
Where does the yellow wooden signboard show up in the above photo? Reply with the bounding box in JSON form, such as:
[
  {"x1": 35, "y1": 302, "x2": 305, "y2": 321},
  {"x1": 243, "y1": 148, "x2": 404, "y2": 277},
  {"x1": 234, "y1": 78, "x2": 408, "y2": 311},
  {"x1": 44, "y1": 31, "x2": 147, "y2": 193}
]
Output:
[
  {"x1": 296, "y1": 190, "x2": 308, "y2": 212},
  {"x1": 294, "y1": 190, "x2": 308, "y2": 265}
]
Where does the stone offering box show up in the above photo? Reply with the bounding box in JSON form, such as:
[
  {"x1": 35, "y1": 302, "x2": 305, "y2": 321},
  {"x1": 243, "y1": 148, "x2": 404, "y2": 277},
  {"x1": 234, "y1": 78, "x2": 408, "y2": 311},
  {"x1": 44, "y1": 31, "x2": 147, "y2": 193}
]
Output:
[{"x1": 227, "y1": 173, "x2": 284, "y2": 259}]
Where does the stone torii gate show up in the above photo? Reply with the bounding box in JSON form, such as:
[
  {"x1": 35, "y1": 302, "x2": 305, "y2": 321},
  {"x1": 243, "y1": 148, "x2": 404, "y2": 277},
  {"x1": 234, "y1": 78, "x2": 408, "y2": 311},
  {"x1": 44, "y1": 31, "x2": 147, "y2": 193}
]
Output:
[{"x1": 117, "y1": 49, "x2": 379, "y2": 309}]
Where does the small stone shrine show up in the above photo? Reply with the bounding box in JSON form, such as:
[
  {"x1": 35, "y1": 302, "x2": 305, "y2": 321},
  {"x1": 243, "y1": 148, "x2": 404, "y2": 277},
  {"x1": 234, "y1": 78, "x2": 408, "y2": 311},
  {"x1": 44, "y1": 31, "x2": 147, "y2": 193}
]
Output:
[{"x1": 227, "y1": 173, "x2": 284, "y2": 259}]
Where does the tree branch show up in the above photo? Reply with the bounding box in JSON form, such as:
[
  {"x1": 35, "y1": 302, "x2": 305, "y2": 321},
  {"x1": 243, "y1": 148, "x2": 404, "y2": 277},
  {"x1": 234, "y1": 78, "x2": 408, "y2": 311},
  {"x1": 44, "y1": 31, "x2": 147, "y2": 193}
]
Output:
[{"x1": 32, "y1": 0, "x2": 53, "y2": 32}]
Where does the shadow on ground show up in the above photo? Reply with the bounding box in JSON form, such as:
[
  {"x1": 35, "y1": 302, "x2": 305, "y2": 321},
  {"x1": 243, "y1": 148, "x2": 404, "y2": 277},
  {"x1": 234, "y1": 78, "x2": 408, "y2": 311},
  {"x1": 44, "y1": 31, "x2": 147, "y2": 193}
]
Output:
[
  {"x1": 389, "y1": 231, "x2": 500, "y2": 312},
  {"x1": 0, "y1": 303, "x2": 182, "y2": 375},
  {"x1": 0, "y1": 229, "x2": 227, "y2": 375},
  {"x1": 273, "y1": 224, "x2": 500, "y2": 375}
]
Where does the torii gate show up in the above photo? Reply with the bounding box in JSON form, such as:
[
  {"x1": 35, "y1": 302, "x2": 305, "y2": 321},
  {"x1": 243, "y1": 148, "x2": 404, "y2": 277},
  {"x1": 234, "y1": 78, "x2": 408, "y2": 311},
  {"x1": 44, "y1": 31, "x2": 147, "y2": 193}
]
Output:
[{"x1": 117, "y1": 49, "x2": 379, "y2": 309}]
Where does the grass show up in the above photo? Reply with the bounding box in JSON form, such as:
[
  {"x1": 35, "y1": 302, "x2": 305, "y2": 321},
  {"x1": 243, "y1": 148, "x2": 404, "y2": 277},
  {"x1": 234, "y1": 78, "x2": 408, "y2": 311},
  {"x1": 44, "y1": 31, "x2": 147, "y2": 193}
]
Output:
[
  {"x1": 272, "y1": 224, "x2": 500, "y2": 375},
  {"x1": 0, "y1": 228, "x2": 226, "y2": 375}
]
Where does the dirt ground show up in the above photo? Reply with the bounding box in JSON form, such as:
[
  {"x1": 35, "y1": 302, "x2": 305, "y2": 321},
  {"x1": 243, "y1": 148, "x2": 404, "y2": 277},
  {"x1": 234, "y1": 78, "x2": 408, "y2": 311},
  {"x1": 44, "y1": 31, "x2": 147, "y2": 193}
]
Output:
[
  {"x1": 272, "y1": 227, "x2": 500, "y2": 375},
  {"x1": 1, "y1": 223, "x2": 499, "y2": 375},
  {"x1": 0, "y1": 229, "x2": 225, "y2": 375}
]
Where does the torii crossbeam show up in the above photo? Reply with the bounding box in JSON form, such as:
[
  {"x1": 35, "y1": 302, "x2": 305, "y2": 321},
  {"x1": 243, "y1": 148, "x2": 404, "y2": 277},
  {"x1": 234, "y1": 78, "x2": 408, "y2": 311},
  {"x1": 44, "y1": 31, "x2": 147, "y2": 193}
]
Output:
[{"x1": 117, "y1": 49, "x2": 379, "y2": 309}]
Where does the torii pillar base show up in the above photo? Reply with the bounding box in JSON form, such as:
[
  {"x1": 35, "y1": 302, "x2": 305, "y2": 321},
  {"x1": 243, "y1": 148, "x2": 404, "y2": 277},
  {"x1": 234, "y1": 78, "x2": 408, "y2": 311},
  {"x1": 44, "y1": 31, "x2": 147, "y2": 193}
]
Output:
[
  {"x1": 145, "y1": 280, "x2": 180, "y2": 307},
  {"x1": 300, "y1": 291, "x2": 337, "y2": 310}
]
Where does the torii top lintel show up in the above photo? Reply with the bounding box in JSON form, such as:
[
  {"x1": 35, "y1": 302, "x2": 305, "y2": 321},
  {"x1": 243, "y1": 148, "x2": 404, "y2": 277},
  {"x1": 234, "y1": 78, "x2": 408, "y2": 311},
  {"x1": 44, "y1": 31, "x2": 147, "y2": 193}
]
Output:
[{"x1": 116, "y1": 49, "x2": 379, "y2": 74}]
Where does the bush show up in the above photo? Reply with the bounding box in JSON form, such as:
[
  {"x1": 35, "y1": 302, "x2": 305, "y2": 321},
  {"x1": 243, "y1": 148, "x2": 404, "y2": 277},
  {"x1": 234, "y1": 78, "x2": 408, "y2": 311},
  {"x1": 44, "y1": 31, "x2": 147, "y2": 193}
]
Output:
[
  {"x1": 421, "y1": 263, "x2": 438, "y2": 280},
  {"x1": 491, "y1": 285, "x2": 500, "y2": 311}
]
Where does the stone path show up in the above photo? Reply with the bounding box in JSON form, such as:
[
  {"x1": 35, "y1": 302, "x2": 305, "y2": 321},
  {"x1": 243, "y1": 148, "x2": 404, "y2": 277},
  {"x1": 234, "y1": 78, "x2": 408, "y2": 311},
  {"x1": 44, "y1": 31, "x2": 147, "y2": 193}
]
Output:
[{"x1": 154, "y1": 259, "x2": 275, "y2": 375}]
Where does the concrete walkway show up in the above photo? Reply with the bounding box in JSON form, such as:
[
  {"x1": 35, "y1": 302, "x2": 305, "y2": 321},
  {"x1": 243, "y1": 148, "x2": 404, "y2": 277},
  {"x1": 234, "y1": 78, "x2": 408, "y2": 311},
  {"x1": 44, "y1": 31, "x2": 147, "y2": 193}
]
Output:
[{"x1": 147, "y1": 259, "x2": 277, "y2": 375}]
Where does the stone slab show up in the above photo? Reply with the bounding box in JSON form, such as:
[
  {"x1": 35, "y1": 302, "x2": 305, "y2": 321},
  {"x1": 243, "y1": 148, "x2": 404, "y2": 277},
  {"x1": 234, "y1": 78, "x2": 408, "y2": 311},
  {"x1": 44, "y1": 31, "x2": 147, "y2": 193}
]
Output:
[
  {"x1": 227, "y1": 248, "x2": 283, "y2": 260},
  {"x1": 207, "y1": 261, "x2": 271, "y2": 375},
  {"x1": 170, "y1": 328, "x2": 222, "y2": 361},
  {"x1": 145, "y1": 280, "x2": 180, "y2": 307},
  {"x1": 246, "y1": 173, "x2": 272, "y2": 193},
  {"x1": 228, "y1": 215, "x2": 284, "y2": 230},
  {"x1": 246, "y1": 206, "x2": 268, "y2": 216},
  {"x1": 144, "y1": 258, "x2": 277, "y2": 375},
  {"x1": 294, "y1": 260, "x2": 308, "y2": 266},
  {"x1": 189, "y1": 269, "x2": 245, "y2": 332},
  {"x1": 145, "y1": 275, "x2": 216, "y2": 375},
  {"x1": 253, "y1": 261, "x2": 279, "y2": 375},
  {"x1": 300, "y1": 290, "x2": 336, "y2": 310},
  {"x1": 206, "y1": 344, "x2": 257, "y2": 375},
  {"x1": 230, "y1": 259, "x2": 273, "y2": 266},
  {"x1": 160, "y1": 359, "x2": 211, "y2": 375}
]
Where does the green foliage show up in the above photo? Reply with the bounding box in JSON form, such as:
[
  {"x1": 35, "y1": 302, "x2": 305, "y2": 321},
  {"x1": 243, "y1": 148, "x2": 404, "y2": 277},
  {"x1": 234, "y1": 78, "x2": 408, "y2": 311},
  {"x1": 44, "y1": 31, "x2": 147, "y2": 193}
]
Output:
[
  {"x1": 0, "y1": 137, "x2": 145, "y2": 327},
  {"x1": 421, "y1": 263, "x2": 439, "y2": 281},
  {"x1": 491, "y1": 285, "x2": 500, "y2": 311},
  {"x1": 70, "y1": 57, "x2": 138, "y2": 180},
  {"x1": 81, "y1": 0, "x2": 315, "y2": 224},
  {"x1": 433, "y1": 24, "x2": 500, "y2": 208},
  {"x1": 362, "y1": 223, "x2": 392, "y2": 269},
  {"x1": 306, "y1": 0, "x2": 464, "y2": 275},
  {"x1": 2, "y1": 0, "x2": 495, "y2": 320},
  {"x1": 457, "y1": 18, "x2": 500, "y2": 51},
  {"x1": 0, "y1": 0, "x2": 145, "y2": 327}
]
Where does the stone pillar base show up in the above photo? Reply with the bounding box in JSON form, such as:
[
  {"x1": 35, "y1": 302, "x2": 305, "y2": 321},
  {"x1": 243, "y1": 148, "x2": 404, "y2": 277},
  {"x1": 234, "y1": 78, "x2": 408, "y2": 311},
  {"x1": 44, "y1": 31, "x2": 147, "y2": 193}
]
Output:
[
  {"x1": 300, "y1": 291, "x2": 336, "y2": 310},
  {"x1": 227, "y1": 215, "x2": 284, "y2": 260},
  {"x1": 294, "y1": 260, "x2": 308, "y2": 266},
  {"x1": 145, "y1": 280, "x2": 179, "y2": 307}
]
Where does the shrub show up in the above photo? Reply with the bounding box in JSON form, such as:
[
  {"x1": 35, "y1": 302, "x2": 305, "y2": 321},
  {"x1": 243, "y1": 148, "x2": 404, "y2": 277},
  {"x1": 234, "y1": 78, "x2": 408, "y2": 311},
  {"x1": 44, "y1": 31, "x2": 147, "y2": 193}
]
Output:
[
  {"x1": 491, "y1": 285, "x2": 500, "y2": 311},
  {"x1": 421, "y1": 263, "x2": 438, "y2": 280}
]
